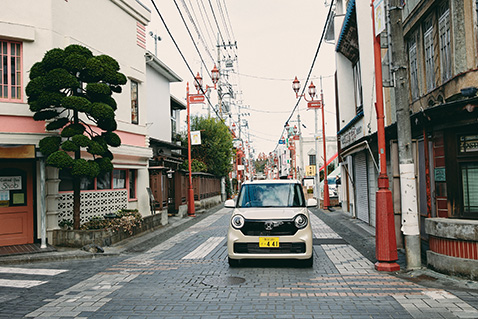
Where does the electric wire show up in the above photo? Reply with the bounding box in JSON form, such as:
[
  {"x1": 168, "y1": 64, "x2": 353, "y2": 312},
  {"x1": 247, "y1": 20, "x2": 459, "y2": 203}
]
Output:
[
  {"x1": 273, "y1": 0, "x2": 335, "y2": 152},
  {"x1": 180, "y1": 0, "x2": 215, "y2": 62},
  {"x1": 172, "y1": 0, "x2": 214, "y2": 78}
]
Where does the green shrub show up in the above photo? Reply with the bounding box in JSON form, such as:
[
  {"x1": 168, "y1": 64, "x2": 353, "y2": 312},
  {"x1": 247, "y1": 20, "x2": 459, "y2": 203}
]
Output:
[{"x1": 80, "y1": 209, "x2": 143, "y2": 235}]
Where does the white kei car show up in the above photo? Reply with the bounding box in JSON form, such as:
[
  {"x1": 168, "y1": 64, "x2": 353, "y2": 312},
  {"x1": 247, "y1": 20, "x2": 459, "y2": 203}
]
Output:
[{"x1": 225, "y1": 180, "x2": 317, "y2": 267}]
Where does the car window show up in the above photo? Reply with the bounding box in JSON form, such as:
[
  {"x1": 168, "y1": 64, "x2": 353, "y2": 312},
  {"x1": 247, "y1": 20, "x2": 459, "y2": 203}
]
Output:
[{"x1": 236, "y1": 183, "x2": 305, "y2": 208}]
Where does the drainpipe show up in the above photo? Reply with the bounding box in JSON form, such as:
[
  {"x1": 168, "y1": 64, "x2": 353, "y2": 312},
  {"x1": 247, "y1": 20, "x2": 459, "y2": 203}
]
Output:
[{"x1": 39, "y1": 158, "x2": 47, "y2": 249}]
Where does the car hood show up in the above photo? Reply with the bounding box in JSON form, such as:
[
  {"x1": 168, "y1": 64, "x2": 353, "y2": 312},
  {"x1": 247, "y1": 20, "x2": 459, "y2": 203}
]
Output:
[{"x1": 232, "y1": 207, "x2": 308, "y2": 220}]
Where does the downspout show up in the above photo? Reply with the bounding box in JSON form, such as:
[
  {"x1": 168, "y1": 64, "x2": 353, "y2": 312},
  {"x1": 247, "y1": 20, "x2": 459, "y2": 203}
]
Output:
[{"x1": 39, "y1": 158, "x2": 47, "y2": 249}]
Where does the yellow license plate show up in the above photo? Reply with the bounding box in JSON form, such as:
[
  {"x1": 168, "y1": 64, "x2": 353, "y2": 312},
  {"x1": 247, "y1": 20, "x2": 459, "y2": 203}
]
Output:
[{"x1": 259, "y1": 237, "x2": 279, "y2": 248}]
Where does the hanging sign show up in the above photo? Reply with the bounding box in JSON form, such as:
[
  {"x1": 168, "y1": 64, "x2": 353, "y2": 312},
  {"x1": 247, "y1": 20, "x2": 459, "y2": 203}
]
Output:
[
  {"x1": 307, "y1": 101, "x2": 323, "y2": 109},
  {"x1": 373, "y1": 0, "x2": 386, "y2": 36},
  {"x1": 191, "y1": 131, "x2": 202, "y2": 145},
  {"x1": 188, "y1": 94, "x2": 205, "y2": 104}
]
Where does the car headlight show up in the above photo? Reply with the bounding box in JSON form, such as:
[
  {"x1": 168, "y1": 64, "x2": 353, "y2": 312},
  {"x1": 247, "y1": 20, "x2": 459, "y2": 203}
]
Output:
[
  {"x1": 294, "y1": 214, "x2": 308, "y2": 229},
  {"x1": 231, "y1": 215, "x2": 245, "y2": 229}
]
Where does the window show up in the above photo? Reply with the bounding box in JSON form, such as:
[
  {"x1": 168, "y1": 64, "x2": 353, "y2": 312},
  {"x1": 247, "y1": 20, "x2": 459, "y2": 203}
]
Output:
[
  {"x1": 59, "y1": 169, "x2": 127, "y2": 192},
  {"x1": 131, "y1": 80, "x2": 139, "y2": 124},
  {"x1": 0, "y1": 40, "x2": 22, "y2": 102},
  {"x1": 96, "y1": 171, "x2": 112, "y2": 190},
  {"x1": 461, "y1": 162, "x2": 478, "y2": 214},
  {"x1": 129, "y1": 169, "x2": 136, "y2": 199},
  {"x1": 309, "y1": 155, "x2": 316, "y2": 166},
  {"x1": 113, "y1": 170, "x2": 126, "y2": 189},
  {"x1": 352, "y1": 61, "x2": 363, "y2": 114},
  {"x1": 423, "y1": 18, "x2": 435, "y2": 92},
  {"x1": 408, "y1": 34, "x2": 420, "y2": 100},
  {"x1": 171, "y1": 109, "x2": 177, "y2": 140},
  {"x1": 438, "y1": 2, "x2": 452, "y2": 82}
]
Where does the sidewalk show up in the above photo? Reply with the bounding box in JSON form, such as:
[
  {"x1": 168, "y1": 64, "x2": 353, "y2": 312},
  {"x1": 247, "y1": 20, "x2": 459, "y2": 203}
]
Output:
[
  {"x1": 0, "y1": 204, "x2": 224, "y2": 266},
  {"x1": 311, "y1": 206, "x2": 478, "y2": 292}
]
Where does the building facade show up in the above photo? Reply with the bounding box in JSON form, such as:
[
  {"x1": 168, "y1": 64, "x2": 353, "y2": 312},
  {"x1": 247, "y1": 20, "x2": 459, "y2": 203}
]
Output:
[
  {"x1": 0, "y1": 0, "x2": 152, "y2": 247},
  {"x1": 331, "y1": 0, "x2": 478, "y2": 277}
]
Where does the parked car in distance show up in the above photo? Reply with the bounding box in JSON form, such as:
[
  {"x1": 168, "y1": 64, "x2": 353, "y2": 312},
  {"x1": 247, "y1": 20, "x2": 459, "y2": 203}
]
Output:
[{"x1": 225, "y1": 180, "x2": 317, "y2": 267}]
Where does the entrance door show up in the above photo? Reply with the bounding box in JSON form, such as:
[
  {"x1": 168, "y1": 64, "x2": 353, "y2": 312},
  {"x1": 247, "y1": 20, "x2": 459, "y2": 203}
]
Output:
[
  {"x1": 167, "y1": 172, "x2": 177, "y2": 214},
  {"x1": 0, "y1": 161, "x2": 34, "y2": 246}
]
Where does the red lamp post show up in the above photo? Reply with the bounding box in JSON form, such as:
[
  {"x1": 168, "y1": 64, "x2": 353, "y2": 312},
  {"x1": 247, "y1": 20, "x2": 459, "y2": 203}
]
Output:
[
  {"x1": 371, "y1": 1, "x2": 400, "y2": 271},
  {"x1": 292, "y1": 77, "x2": 330, "y2": 209},
  {"x1": 186, "y1": 66, "x2": 219, "y2": 217}
]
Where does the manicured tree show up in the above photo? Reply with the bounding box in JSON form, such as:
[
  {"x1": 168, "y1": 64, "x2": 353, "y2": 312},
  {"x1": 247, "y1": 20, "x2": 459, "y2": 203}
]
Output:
[
  {"x1": 188, "y1": 116, "x2": 234, "y2": 177},
  {"x1": 26, "y1": 44, "x2": 126, "y2": 229}
]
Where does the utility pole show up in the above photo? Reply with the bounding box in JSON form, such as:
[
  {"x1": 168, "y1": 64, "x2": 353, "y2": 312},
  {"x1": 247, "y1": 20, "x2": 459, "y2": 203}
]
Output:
[{"x1": 389, "y1": 0, "x2": 421, "y2": 269}]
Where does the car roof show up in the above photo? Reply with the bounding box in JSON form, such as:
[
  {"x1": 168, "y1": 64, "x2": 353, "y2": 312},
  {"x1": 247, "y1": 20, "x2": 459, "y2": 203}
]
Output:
[{"x1": 243, "y1": 179, "x2": 301, "y2": 185}]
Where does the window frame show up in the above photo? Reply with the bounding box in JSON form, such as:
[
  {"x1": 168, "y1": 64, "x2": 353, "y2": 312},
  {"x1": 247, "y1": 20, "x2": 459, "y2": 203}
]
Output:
[
  {"x1": 0, "y1": 39, "x2": 23, "y2": 102},
  {"x1": 423, "y1": 18, "x2": 435, "y2": 93},
  {"x1": 438, "y1": 3, "x2": 452, "y2": 83},
  {"x1": 408, "y1": 34, "x2": 420, "y2": 100}
]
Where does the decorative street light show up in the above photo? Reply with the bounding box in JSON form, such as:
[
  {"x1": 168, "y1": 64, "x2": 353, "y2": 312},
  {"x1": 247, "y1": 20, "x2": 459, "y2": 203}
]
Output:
[
  {"x1": 186, "y1": 66, "x2": 219, "y2": 217},
  {"x1": 292, "y1": 76, "x2": 330, "y2": 209}
]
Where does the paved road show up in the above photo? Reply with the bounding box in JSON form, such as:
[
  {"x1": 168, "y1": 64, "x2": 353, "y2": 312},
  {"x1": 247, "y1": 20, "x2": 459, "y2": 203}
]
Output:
[{"x1": 0, "y1": 207, "x2": 477, "y2": 318}]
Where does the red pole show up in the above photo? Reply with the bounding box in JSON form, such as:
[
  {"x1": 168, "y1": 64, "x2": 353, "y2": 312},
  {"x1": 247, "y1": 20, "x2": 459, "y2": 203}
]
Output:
[
  {"x1": 321, "y1": 83, "x2": 330, "y2": 209},
  {"x1": 372, "y1": 1, "x2": 399, "y2": 271},
  {"x1": 187, "y1": 83, "x2": 196, "y2": 217}
]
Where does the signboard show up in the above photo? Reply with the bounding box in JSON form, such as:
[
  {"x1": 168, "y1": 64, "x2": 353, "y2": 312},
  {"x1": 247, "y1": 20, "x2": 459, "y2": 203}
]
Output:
[
  {"x1": 237, "y1": 165, "x2": 245, "y2": 171},
  {"x1": 307, "y1": 101, "x2": 323, "y2": 109},
  {"x1": 188, "y1": 94, "x2": 205, "y2": 104},
  {"x1": 0, "y1": 176, "x2": 22, "y2": 191},
  {"x1": 373, "y1": 0, "x2": 386, "y2": 36},
  {"x1": 340, "y1": 117, "x2": 364, "y2": 149},
  {"x1": 460, "y1": 135, "x2": 478, "y2": 153},
  {"x1": 191, "y1": 131, "x2": 201, "y2": 145},
  {"x1": 306, "y1": 165, "x2": 316, "y2": 176},
  {"x1": 434, "y1": 168, "x2": 446, "y2": 182},
  {"x1": 278, "y1": 139, "x2": 285, "y2": 144}
]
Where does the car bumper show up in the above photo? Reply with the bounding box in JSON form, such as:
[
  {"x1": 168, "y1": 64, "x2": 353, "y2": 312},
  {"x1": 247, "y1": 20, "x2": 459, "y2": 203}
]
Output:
[{"x1": 227, "y1": 227, "x2": 313, "y2": 260}]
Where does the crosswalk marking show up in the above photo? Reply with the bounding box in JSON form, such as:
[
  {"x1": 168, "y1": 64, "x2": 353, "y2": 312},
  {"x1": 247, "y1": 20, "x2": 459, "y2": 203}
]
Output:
[
  {"x1": 0, "y1": 267, "x2": 68, "y2": 276},
  {"x1": 182, "y1": 237, "x2": 224, "y2": 259},
  {"x1": 0, "y1": 267, "x2": 68, "y2": 288},
  {"x1": 0, "y1": 279, "x2": 48, "y2": 288}
]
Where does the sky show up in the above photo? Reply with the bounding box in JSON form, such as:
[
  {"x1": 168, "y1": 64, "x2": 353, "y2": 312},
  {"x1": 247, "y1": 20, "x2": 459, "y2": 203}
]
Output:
[{"x1": 147, "y1": 0, "x2": 337, "y2": 157}]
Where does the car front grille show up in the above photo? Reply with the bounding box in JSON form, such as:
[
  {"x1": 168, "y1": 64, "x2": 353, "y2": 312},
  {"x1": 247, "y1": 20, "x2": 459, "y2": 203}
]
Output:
[
  {"x1": 240, "y1": 219, "x2": 298, "y2": 236},
  {"x1": 234, "y1": 242, "x2": 306, "y2": 254}
]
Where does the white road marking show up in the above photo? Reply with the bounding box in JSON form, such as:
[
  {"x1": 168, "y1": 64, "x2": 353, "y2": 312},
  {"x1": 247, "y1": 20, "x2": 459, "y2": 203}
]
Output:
[
  {"x1": 0, "y1": 279, "x2": 48, "y2": 288},
  {"x1": 0, "y1": 267, "x2": 68, "y2": 276},
  {"x1": 182, "y1": 237, "x2": 224, "y2": 259}
]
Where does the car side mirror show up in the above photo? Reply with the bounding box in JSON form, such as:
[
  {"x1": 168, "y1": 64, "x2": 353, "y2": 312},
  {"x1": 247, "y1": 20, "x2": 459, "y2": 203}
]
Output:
[
  {"x1": 224, "y1": 199, "x2": 236, "y2": 208},
  {"x1": 307, "y1": 198, "x2": 317, "y2": 207}
]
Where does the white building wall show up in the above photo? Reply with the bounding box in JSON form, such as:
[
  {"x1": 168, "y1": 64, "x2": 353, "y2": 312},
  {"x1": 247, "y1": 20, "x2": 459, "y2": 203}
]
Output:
[{"x1": 146, "y1": 64, "x2": 172, "y2": 142}]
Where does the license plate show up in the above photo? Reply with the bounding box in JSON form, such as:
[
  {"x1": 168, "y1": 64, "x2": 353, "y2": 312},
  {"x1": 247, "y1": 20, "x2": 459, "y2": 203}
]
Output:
[{"x1": 259, "y1": 237, "x2": 279, "y2": 248}]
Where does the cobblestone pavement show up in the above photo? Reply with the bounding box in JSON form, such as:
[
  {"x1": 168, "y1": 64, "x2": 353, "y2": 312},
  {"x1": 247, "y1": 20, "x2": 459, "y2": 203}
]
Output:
[{"x1": 1, "y1": 207, "x2": 478, "y2": 318}]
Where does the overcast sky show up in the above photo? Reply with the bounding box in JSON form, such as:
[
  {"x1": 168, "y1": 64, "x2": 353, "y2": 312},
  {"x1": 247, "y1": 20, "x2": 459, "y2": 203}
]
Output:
[{"x1": 147, "y1": 0, "x2": 337, "y2": 156}]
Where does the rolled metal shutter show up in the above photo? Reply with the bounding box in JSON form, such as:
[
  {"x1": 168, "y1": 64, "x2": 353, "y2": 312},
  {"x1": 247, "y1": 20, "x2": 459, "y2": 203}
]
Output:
[{"x1": 354, "y1": 151, "x2": 369, "y2": 223}]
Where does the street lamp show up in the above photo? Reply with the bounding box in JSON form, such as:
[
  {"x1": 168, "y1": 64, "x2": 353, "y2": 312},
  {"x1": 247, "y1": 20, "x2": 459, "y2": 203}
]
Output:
[
  {"x1": 292, "y1": 76, "x2": 330, "y2": 209},
  {"x1": 186, "y1": 66, "x2": 219, "y2": 217}
]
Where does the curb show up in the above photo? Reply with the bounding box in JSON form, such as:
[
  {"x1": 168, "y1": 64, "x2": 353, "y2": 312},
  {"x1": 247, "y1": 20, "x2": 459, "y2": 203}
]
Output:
[{"x1": 0, "y1": 204, "x2": 225, "y2": 265}]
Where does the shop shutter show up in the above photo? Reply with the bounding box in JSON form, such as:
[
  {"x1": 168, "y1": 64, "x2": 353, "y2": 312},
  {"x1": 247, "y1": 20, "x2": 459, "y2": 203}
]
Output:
[{"x1": 354, "y1": 151, "x2": 369, "y2": 223}]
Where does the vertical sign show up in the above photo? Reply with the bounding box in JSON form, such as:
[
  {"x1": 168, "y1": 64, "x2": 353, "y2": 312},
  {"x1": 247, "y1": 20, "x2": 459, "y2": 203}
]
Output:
[
  {"x1": 373, "y1": 0, "x2": 386, "y2": 36},
  {"x1": 191, "y1": 131, "x2": 202, "y2": 145}
]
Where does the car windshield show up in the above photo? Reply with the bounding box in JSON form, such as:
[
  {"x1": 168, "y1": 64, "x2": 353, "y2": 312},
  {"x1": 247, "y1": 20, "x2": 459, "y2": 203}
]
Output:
[{"x1": 236, "y1": 183, "x2": 305, "y2": 208}]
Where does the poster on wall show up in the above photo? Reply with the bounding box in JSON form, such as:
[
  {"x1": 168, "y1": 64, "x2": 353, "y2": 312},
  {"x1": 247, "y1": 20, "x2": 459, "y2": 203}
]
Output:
[{"x1": 0, "y1": 176, "x2": 22, "y2": 191}]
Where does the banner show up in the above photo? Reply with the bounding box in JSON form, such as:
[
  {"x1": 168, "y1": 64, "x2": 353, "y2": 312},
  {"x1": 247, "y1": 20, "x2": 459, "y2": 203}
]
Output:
[{"x1": 191, "y1": 131, "x2": 201, "y2": 145}]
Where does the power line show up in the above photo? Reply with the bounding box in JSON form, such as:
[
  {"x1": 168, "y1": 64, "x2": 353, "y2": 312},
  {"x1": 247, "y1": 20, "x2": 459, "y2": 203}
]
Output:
[
  {"x1": 273, "y1": 0, "x2": 336, "y2": 152},
  {"x1": 180, "y1": 0, "x2": 215, "y2": 63}
]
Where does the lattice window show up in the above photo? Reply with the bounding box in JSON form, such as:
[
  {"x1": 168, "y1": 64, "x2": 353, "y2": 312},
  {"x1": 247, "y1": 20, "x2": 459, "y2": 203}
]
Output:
[
  {"x1": 58, "y1": 190, "x2": 128, "y2": 224},
  {"x1": 438, "y1": 4, "x2": 452, "y2": 82},
  {"x1": 408, "y1": 35, "x2": 419, "y2": 100},
  {"x1": 423, "y1": 19, "x2": 435, "y2": 92}
]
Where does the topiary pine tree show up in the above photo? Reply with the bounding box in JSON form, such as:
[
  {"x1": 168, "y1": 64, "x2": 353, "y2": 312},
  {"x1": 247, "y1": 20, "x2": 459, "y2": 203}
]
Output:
[{"x1": 26, "y1": 44, "x2": 127, "y2": 229}]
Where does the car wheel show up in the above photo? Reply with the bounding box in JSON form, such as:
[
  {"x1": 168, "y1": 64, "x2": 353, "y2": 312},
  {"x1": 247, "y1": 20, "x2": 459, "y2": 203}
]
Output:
[
  {"x1": 301, "y1": 256, "x2": 313, "y2": 268},
  {"x1": 228, "y1": 257, "x2": 240, "y2": 267}
]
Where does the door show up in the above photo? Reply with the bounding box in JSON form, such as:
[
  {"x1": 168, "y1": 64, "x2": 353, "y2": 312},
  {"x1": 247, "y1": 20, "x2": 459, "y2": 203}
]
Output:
[{"x1": 0, "y1": 161, "x2": 34, "y2": 246}]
